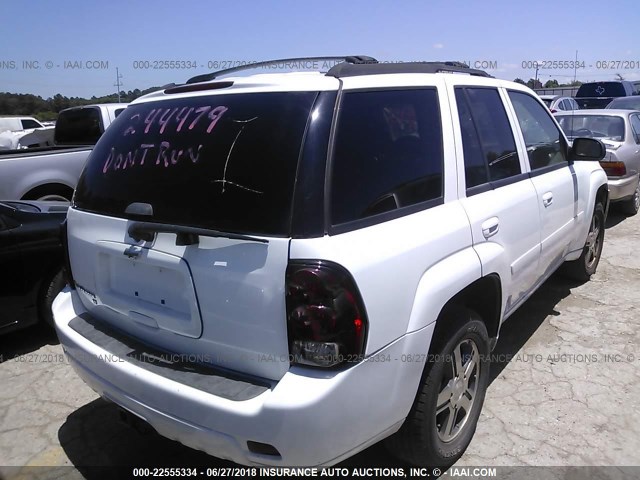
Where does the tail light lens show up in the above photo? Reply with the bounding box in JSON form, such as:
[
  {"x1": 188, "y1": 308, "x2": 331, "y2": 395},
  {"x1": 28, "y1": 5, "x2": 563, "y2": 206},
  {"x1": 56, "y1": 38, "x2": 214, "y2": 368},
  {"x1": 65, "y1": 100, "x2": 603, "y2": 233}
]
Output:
[
  {"x1": 550, "y1": 109, "x2": 558, "y2": 113},
  {"x1": 60, "y1": 219, "x2": 76, "y2": 289},
  {"x1": 286, "y1": 260, "x2": 367, "y2": 368},
  {"x1": 599, "y1": 161, "x2": 626, "y2": 177}
]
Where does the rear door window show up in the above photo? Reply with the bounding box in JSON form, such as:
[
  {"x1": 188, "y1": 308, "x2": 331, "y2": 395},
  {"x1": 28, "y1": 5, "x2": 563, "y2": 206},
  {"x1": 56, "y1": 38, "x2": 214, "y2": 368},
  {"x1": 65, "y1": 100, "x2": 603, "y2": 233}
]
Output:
[
  {"x1": 74, "y1": 92, "x2": 318, "y2": 236},
  {"x1": 330, "y1": 89, "x2": 444, "y2": 227}
]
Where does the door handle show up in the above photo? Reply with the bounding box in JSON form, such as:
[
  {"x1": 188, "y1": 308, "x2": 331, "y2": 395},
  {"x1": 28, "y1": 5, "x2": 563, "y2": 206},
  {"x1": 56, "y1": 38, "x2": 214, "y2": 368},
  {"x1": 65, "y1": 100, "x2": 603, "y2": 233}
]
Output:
[
  {"x1": 542, "y1": 192, "x2": 554, "y2": 207},
  {"x1": 481, "y1": 217, "x2": 500, "y2": 239}
]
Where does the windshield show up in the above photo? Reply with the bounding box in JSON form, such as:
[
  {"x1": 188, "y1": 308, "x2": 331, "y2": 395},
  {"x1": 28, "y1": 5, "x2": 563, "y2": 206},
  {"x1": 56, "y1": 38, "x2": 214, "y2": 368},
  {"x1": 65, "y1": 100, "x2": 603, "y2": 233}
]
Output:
[
  {"x1": 74, "y1": 91, "x2": 319, "y2": 236},
  {"x1": 576, "y1": 82, "x2": 626, "y2": 97},
  {"x1": 556, "y1": 115, "x2": 625, "y2": 141},
  {"x1": 541, "y1": 99, "x2": 553, "y2": 107}
]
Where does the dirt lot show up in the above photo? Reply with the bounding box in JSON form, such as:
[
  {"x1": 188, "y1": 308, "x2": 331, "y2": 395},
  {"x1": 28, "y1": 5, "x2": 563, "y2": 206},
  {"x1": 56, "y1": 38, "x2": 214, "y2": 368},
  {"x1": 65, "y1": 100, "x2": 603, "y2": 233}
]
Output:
[{"x1": 1, "y1": 209, "x2": 639, "y2": 478}]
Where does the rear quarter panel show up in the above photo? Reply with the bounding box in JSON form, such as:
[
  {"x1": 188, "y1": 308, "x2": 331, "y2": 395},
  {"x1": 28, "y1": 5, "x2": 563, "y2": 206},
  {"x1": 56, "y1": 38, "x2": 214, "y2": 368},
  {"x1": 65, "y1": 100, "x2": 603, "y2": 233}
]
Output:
[{"x1": 289, "y1": 202, "x2": 475, "y2": 354}]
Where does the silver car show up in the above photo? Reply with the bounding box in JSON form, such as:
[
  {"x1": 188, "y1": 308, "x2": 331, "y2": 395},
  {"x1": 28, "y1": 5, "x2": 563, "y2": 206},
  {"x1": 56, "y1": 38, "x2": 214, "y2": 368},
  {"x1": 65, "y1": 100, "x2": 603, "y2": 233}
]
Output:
[
  {"x1": 555, "y1": 109, "x2": 640, "y2": 215},
  {"x1": 539, "y1": 95, "x2": 580, "y2": 113},
  {"x1": 605, "y1": 96, "x2": 640, "y2": 110}
]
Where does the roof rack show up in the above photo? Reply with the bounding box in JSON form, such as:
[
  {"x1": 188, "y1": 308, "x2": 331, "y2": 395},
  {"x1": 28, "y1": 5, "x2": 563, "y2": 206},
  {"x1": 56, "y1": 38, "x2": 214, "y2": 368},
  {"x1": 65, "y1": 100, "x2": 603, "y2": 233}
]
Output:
[
  {"x1": 186, "y1": 55, "x2": 378, "y2": 84},
  {"x1": 326, "y1": 61, "x2": 492, "y2": 78}
]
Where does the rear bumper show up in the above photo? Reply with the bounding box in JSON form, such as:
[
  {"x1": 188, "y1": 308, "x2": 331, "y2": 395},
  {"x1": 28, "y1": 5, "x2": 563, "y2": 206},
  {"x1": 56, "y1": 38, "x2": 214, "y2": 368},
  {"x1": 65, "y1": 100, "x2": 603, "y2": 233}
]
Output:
[
  {"x1": 608, "y1": 174, "x2": 638, "y2": 201},
  {"x1": 53, "y1": 289, "x2": 434, "y2": 466}
]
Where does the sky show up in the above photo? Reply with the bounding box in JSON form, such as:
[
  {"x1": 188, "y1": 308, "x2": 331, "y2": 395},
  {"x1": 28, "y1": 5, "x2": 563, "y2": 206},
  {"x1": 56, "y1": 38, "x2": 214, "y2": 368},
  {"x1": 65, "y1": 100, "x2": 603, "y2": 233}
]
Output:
[{"x1": 1, "y1": 0, "x2": 638, "y2": 98}]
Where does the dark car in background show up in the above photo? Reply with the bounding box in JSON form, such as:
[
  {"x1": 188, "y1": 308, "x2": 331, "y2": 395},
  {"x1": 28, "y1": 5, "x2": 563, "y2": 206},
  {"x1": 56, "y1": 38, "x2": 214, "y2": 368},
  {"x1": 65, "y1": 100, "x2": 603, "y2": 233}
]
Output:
[
  {"x1": 575, "y1": 81, "x2": 637, "y2": 109},
  {"x1": 0, "y1": 200, "x2": 68, "y2": 334}
]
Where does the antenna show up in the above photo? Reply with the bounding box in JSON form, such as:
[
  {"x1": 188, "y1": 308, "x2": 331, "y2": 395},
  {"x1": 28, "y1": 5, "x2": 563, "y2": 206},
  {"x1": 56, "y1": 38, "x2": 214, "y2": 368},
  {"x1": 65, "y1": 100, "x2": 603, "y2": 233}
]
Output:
[{"x1": 114, "y1": 67, "x2": 124, "y2": 102}]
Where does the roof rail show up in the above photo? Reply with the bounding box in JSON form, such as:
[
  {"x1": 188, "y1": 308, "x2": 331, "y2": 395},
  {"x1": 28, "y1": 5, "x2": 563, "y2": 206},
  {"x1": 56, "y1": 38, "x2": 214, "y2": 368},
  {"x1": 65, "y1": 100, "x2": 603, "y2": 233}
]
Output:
[
  {"x1": 326, "y1": 61, "x2": 492, "y2": 78},
  {"x1": 186, "y1": 55, "x2": 378, "y2": 84}
]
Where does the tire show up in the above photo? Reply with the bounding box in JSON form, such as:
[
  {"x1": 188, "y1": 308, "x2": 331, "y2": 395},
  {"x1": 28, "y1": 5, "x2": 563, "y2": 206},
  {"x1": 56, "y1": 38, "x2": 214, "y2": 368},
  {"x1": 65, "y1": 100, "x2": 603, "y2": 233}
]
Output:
[
  {"x1": 38, "y1": 269, "x2": 66, "y2": 328},
  {"x1": 385, "y1": 307, "x2": 490, "y2": 467},
  {"x1": 564, "y1": 202, "x2": 605, "y2": 282},
  {"x1": 619, "y1": 181, "x2": 640, "y2": 216}
]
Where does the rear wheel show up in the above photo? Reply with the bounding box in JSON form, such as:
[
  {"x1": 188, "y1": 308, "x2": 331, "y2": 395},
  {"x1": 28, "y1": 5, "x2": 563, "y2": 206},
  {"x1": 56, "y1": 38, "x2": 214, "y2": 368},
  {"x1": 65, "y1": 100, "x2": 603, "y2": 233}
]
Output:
[
  {"x1": 385, "y1": 308, "x2": 490, "y2": 466},
  {"x1": 563, "y1": 202, "x2": 605, "y2": 282},
  {"x1": 620, "y1": 181, "x2": 640, "y2": 216}
]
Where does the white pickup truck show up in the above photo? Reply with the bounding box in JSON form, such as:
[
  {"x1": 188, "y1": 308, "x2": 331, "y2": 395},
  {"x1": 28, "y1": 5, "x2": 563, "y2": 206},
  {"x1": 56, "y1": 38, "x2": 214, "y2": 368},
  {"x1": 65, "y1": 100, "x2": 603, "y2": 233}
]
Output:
[
  {"x1": 0, "y1": 104, "x2": 127, "y2": 201},
  {"x1": 0, "y1": 116, "x2": 46, "y2": 132}
]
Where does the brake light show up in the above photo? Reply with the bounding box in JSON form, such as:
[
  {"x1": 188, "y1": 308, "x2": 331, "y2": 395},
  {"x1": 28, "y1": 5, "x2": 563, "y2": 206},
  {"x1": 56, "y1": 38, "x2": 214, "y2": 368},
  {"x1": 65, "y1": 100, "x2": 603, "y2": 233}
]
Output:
[
  {"x1": 60, "y1": 219, "x2": 76, "y2": 289},
  {"x1": 599, "y1": 161, "x2": 626, "y2": 177},
  {"x1": 286, "y1": 260, "x2": 367, "y2": 368}
]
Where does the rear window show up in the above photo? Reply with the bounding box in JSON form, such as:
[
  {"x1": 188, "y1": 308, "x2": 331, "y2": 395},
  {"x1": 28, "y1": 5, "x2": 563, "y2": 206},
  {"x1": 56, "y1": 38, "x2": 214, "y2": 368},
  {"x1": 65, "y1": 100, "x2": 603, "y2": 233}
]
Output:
[
  {"x1": 576, "y1": 82, "x2": 626, "y2": 97},
  {"x1": 55, "y1": 107, "x2": 103, "y2": 145},
  {"x1": 556, "y1": 115, "x2": 625, "y2": 141},
  {"x1": 74, "y1": 92, "x2": 318, "y2": 236}
]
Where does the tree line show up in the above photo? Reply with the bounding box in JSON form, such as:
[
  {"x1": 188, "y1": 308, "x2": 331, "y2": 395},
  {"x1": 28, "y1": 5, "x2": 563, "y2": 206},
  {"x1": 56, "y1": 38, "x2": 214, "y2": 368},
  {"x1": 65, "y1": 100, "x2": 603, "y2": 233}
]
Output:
[
  {"x1": 0, "y1": 87, "x2": 161, "y2": 120},
  {"x1": 513, "y1": 79, "x2": 583, "y2": 90}
]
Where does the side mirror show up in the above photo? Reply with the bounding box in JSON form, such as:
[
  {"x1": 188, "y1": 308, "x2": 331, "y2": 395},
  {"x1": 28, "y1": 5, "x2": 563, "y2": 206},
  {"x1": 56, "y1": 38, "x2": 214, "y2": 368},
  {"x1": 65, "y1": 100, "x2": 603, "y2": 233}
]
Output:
[{"x1": 569, "y1": 137, "x2": 606, "y2": 161}]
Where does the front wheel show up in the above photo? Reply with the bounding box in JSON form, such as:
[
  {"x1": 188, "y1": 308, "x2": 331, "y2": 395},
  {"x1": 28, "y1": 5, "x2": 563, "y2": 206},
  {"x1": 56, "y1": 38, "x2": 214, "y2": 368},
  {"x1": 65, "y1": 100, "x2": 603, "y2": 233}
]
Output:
[
  {"x1": 564, "y1": 202, "x2": 605, "y2": 282},
  {"x1": 385, "y1": 308, "x2": 490, "y2": 466}
]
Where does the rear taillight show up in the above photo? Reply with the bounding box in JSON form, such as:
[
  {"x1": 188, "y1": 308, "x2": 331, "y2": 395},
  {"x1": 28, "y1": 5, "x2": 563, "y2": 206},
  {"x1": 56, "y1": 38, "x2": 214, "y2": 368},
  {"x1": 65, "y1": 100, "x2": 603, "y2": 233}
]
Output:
[
  {"x1": 550, "y1": 109, "x2": 557, "y2": 113},
  {"x1": 286, "y1": 261, "x2": 367, "y2": 368},
  {"x1": 599, "y1": 161, "x2": 626, "y2": 177},
  {"x1": 60, "y1": 219, "x2": 75, "y2": 289}
]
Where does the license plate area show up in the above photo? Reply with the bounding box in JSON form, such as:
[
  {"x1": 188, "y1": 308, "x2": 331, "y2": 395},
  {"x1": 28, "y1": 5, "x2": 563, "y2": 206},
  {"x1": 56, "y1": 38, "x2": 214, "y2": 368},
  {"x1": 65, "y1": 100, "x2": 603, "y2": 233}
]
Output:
[{"x1": 94, "y1": 241, "x2": 202, "y2": 338}]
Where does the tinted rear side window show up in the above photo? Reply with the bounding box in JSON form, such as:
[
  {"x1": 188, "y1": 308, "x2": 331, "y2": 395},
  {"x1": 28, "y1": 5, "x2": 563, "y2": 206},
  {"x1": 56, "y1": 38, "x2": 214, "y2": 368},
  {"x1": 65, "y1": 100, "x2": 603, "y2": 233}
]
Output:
[
  {"x1": 330, "y1": 89, "x2": 443, "y2": 227},
  {"x1": 74, "y1": 92, "x2": 318, "y2": 235},
  {"x1": 55, "y1": 107, "x2": 103, "y2": 145}
]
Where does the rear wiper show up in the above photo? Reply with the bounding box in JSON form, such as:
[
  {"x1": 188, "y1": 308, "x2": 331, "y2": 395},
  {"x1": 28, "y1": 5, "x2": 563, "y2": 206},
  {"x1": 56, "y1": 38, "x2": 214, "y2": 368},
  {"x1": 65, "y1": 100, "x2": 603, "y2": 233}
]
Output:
[{"x1": 127, "y1": 221, "x2": 269, "y2": 245}]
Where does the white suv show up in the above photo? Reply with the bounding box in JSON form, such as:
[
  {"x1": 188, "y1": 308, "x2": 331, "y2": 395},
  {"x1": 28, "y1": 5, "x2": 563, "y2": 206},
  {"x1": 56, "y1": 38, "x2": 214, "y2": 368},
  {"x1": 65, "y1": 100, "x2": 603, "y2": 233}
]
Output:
[{"x1": 54, "y1": 56, "x2": 608, "y2": 467}]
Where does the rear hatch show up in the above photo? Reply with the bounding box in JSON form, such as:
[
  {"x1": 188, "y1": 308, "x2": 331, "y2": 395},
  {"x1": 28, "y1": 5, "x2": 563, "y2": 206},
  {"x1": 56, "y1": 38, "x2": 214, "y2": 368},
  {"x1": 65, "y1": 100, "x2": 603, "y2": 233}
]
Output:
[{"x1": 68, "y1": 89, "x2": 321, "y2": 381}]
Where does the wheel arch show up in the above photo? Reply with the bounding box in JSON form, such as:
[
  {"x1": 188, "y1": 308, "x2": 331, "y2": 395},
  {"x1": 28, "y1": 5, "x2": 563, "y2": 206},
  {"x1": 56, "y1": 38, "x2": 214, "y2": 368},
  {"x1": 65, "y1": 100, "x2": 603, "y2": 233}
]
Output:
[
  {"x1": 433, "y1": 273, "x2": 502, "y2": 349},
  {"x1": 406, "y1": 247, "x2": 503, "y2": 350},
  {"x1": 21, "y1": 182, "x2": 74, "y2": 201}
]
